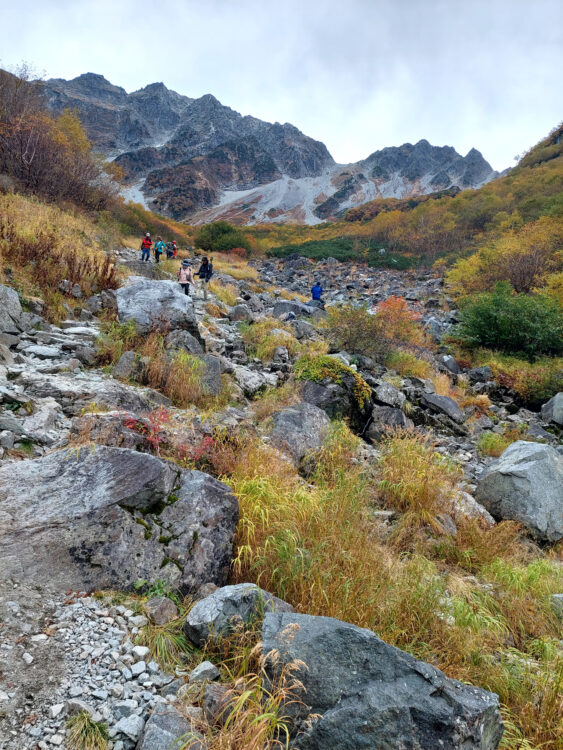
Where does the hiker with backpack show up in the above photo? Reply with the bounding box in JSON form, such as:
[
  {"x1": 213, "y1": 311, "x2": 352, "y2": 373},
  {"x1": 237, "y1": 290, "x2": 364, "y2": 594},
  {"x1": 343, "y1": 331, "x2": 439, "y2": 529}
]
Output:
[
  {"x1": 140, "y1": 233, "x2": 152, "y2": 262},
  {"x1": 153, "y1": 236, "x2": 166, "y2": 263},
  {"x1": 177, "y1": 259, "x2": 194, "y2": 296},
  {"x1": 165, "y1": 241, "x2": 174, "y2": 259},
  {"x1": 195, "y1": 256, "x2": 213, "y2": 300},
  {"x1": 172, "y1": 240, "x2": 178, "y2": 257}
]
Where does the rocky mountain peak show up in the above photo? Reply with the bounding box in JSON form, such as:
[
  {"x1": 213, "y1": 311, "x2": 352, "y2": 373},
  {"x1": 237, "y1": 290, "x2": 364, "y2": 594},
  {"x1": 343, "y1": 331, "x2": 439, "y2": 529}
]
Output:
[{"x1": 38, "y1": 72, "x2": 498, "y2": 222}]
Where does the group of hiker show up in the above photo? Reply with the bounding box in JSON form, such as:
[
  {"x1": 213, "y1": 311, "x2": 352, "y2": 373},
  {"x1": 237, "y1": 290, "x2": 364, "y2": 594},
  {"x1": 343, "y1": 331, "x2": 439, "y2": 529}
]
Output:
[
  {"x1": 140, "y1": 231, "x2": 323, "y2": 305},
  {"x1": 140, "y1": 233, "x2": 178, "y2": 263},
  {"x1": 140, "y1": 232, "x2": 213, "y2": 299}
]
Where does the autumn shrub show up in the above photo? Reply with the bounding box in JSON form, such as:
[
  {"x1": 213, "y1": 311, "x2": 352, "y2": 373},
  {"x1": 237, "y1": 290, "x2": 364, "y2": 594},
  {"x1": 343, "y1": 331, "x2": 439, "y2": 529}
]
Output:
[
  {"x1": 194, "y1": 220, "x2": 251, "y2": 254},
  {"x1": 294, "y1": 354, "x2": 371, "y2": 408},
  {"x1": 457, "y1": 283, "x2": 563, "y2": 359},
  {"x1": 473, "y1": 350, "x2": 563, "y2": 404},
  {"x1": 0, "y1": 69, "x2": 118, "y2": 210},
  {"x1": 374, "y1": 295, "x2": 427, "y2": 345}
]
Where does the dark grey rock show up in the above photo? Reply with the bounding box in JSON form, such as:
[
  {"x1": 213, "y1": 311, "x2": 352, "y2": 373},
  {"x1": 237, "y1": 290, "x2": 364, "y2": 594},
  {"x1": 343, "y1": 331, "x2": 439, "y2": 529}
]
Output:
[
  {"x1": 229, "y1": 304, "x2": 253, "y2": 322},
  {"x1": 475, "y1": 441, "x2": 563, "y2": 542},
  {"x1": 422, "y1": 392, "x2": 465, "y2": 423},
  {"x1": 166, "y1": 329, "x2": 205, "y2": 357},
  {"x1": 0, "y1": 284, "x2": 22, "y2": 334},
  {"x1": 189, "y1": 661, "x2": 220, "y2": 682},
  {"x1": 442, "y1": 355, "x2": 460, "y2": 374},
  {"x1": 551, "y1": 594, "x2": 563, "y2": 620},
  {"x1": 270, "y1": 402, "x2": 330, "y2": 464},
  {"x1": 201, "y1": 354, "x2": 222, "y2": 396},
  {"x1": 262, "y1": 612, "x2": 504, "y2": 750},
  {"x1": 366, "y1": 406, "x2": 413, "y2": 441},
  {"x1": 184, "y1": 583, "x2": 293, "y2": 647},
  {"x1": 374, "y1": 381, "x2": 405, "y2": 408},
  {"x1": 300, "y1": 380, "x2": 352, "y2": 420},
  {"x1": 468, "y1": 366, "x2": 493, "y2": 384},
  {"x1": 113, "y1": 351, "x2": 139, "y2": 380}
]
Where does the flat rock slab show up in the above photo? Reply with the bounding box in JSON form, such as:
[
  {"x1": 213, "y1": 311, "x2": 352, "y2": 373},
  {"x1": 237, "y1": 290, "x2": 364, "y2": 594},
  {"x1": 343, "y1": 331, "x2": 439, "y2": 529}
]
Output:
[
  {"x1": 262, "y1": 612, "x2": 504, "y2": 750},
  {"x1": 422, "y1": 392, "x2": 465, "y2": 423},
  {"x1": 0, "y1": 447, "x2": 238, "y2": 594},
  {"x1": 15, "y1": 370, "x2": 169, "y2": 416}
]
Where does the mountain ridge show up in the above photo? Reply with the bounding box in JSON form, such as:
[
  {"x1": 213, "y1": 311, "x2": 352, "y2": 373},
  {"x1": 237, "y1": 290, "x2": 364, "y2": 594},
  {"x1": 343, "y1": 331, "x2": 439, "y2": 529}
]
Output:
[{"x1": 40, "y1": 73, "x2": 497, "y2": 223}]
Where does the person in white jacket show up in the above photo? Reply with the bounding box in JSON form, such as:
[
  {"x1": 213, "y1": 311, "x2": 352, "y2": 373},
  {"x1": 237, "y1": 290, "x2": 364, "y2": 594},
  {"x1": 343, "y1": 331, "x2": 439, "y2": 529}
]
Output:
[{"x1": 177, "y1": 259, "x2": 194, "y2": 296}]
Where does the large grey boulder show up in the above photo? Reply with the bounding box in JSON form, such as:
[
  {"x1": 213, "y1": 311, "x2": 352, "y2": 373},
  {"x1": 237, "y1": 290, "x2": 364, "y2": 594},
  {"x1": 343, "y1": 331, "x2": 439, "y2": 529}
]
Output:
[
  {"x1": 0, "y1": 284, "x2": 22, "y2": 334},
  {"x1": 185, "y1": 583, "x2": 293, "y2": 647},
  {"x1": 262, "y1": 612, "x2": 504, "y2": 750},
  {"x1": 541, "y1": 393, "x2": 563, "y2": 426},
  {"x1": 270, "y1": 402, "x2": 330, "y2": 464},
  {"x1": 422, "y1": 392, "x2": 465, "y2": 423},
  {"x1": 116, "y1": 278, "x2": 202, "y2": 340},
  {"x1": 475, "y1": 441, "x2": 563, "y2": 542},
  {"x1": 15, "y1": 370, "x2": 168, "y2": 416},
  {"x1": 0, "y1": 447, "x2": 238, "y2": 594},
  {"x1": 374, "y1": 381, "x2": 406, "y2": 409}
]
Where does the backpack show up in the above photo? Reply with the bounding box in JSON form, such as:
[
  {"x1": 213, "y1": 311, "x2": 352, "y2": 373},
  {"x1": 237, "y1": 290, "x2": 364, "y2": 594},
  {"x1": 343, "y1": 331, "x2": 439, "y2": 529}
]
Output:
[{"x1": 141, "y1": 237, "x2": 151, "y2": 250}]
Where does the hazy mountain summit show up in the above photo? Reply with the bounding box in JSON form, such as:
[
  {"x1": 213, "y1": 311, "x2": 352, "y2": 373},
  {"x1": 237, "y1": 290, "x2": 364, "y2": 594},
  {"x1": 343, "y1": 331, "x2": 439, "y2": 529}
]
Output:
[{"x1": 41, "y1": 74, "x2": 497, "y2": 223}]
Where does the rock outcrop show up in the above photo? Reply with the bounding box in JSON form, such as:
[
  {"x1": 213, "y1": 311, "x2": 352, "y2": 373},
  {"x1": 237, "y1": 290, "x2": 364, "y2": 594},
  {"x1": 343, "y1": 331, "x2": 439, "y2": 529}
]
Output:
[
  {"x1": 262, "y1": 612, "x2": 504, "y2": 749},
  {"x1": 0, "y1": 447, "x2": 238, "y2": 593}
]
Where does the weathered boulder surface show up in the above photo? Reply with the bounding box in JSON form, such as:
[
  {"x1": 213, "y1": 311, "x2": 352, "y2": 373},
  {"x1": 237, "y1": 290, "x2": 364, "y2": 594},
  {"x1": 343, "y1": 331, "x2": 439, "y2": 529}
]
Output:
[
  {"x1": 116, "y1": 278, "x2": 202, "y2": 340},
  {"x1": 301, "y1": 380, "x2": 353, "y2": 419},
  {"x1": 262, "y1": 612, "x2": 504, "y2": 750},
  {"x1": 475, "y1": 441, "x2": 563, "y2": 542},
  {"x1": 232, "y1": 365, "x2": 277, "y2": 397},
  {"x1": 270, "y1": 402, "x2": 330, "y2": 464},
  {"x1": 185, "y1": 583, "x2": 293, "y2": 647},
  {"x1": 541, "y1": 393, "x2": 563, "y2": 426},
  {"x1": 15, "y1": 370, "x2": 169, "y2": 416},
  {"x1": 0, "y1": 447, "x2": 238, "y2": 593}
]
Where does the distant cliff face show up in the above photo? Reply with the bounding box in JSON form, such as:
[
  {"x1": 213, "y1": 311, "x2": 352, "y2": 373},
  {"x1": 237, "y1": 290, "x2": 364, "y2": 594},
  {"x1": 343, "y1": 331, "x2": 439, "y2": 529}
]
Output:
[{"x1": 40, "y1": 74, "x2": 497, "y2": 224}]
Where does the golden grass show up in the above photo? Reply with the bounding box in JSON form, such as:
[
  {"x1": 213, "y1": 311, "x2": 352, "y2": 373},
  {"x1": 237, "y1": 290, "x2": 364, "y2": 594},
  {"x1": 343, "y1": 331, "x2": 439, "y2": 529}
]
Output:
[
  {"x1": 66, "y1": 712, "x2": 109, "y2": 750},
  {"x1": 212, "y1": 253, "x2": 259, "y2": 281},
  {"x1": 210, "y1": 280, "x2": 239, "y2": 306}
]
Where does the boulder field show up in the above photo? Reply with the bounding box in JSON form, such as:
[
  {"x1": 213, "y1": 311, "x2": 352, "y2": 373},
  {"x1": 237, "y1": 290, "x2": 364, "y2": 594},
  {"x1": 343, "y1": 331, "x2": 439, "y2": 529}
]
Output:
[{"x1": 0, "y1": 249, "x2": 561, "y2": 748}]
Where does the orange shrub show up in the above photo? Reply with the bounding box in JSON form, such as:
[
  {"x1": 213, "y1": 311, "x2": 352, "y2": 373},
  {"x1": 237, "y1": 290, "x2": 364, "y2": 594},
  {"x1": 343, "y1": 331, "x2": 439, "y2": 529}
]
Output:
[{"x1": 374, "y1": 296, "x2": 427, "y2": 346}]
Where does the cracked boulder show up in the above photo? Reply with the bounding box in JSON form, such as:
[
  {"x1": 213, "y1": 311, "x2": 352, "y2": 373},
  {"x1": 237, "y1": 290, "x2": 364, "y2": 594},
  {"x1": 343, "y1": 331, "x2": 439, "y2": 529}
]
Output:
[
  {"x1": 0, "y1": 447, "x2": 238, "y2": 594},
  {"x1": 262, "y1": 612, "x2": 504, "y2": 750},
  {"x1": 270, "y1": 402, "x2": 330, "y2": 465}
]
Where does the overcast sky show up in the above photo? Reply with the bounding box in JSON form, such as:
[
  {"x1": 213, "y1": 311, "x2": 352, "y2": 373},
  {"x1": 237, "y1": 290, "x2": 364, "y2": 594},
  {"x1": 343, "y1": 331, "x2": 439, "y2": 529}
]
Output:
[{"x1": 1, "y1": 0, "x2": 562, "y2": 170}]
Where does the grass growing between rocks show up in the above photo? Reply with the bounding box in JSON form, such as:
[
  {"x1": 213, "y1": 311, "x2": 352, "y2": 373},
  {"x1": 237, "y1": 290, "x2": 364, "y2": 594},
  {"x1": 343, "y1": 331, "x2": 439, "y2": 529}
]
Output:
[
  {"x1": 66, "y1": 711, "x2": 109, "y2": 750},
  {"x1": 209, "y1": 280, "x2": 239, "y2": 306},
  {"x1": 211, "y1": 425, "x2": 563, "y2": 749}
]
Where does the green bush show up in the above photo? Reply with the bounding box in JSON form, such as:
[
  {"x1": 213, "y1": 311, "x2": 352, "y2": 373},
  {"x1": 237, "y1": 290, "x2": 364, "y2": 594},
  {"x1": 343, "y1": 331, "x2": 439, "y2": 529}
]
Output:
[
  {"x1": 457, "y1": 283, "x2": 563, "y2": 359},
  {"x1": 194, "y1": 221, "x2": 250, "y2": 253}
]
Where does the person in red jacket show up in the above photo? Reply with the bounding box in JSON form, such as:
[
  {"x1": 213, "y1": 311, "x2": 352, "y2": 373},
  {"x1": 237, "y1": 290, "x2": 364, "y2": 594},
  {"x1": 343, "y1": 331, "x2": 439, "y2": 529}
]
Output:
[{"x1": 140, "y1": 233, "x2": 152, "y2": 262}]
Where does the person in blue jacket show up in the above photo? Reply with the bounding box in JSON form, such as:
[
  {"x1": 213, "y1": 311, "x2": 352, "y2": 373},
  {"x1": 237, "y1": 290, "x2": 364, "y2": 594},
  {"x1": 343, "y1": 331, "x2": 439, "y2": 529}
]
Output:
[{"x1": 310, "y1": 281, "x2": 324, "y2": 306}]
